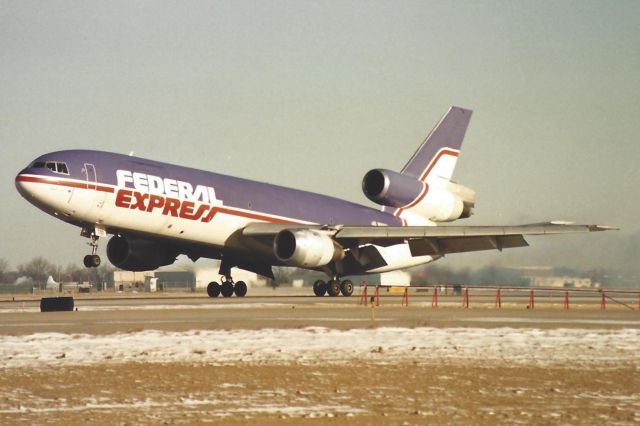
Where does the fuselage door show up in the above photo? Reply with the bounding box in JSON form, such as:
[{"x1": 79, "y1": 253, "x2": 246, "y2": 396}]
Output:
[
  {"x1": 81, "y1": 163, "x2": 106, "y2": 215},
  {"x1": 84, "y1": 163, "x2": 97, "y2": 190}
]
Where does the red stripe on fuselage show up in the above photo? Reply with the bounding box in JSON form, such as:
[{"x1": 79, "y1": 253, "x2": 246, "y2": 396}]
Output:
[
  {"x1": 17, "y1": 174, "x2": 305, "y2": 225},
  {"x1": 16, "y1": 175, "x2": 114, "y2": 193},
  {"x1": 394, "y1": 149, "x2": 459, "y2": 218},
  {"x1": 418, "y1": 149, "x2": 459, "y2": 182},
  {"x1": 402, "y1": 183, "x2": 429, "y2": 210}
]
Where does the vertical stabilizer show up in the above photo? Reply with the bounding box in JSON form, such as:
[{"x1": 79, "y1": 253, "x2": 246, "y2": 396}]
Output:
[{"x1": 401, "y1": 106, "x2": 472, "y2": 184}]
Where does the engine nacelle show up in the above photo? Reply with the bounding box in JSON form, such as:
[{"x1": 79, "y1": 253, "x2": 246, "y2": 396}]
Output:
[
  {"x1": 107, "y1": 235, "x2": 177, "y2": 271},
  {"x1": 362, "y1": 169, "x2": 424, "y2": 208},
  {"x1": 274, "y1": 229, "x2": 344, "y2": 268},
  {"x1": 412, "y1": 187, "x2": 466, "y2": 222},
  {"x1": 362, "y1": 168, "x2": 475, "y2": 223}
]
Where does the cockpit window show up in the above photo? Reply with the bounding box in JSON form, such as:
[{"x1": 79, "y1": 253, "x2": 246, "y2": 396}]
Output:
[
  {"x1": 57, "y1": 162, "x2": 69, "y2": 174},
  {"x1": 30, "y1": 161, "x2": 70, "y2": 175}
]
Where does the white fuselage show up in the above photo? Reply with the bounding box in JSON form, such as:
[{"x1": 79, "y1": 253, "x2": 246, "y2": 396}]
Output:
[{"x1": 16, "y1": 171, "x2": 435, "y2": 275}]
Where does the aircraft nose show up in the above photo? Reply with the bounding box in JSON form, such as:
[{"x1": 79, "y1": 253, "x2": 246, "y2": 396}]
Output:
[{"x1": 15, "y1": 172, "x2": 32, "y2": 199}]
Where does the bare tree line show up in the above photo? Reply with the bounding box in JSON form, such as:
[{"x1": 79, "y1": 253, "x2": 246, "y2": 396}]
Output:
[
  {"x1": 0, "y1": 257, "x2": 113, "y2": 288},
  {"x1": 0, "y1": 255, "x2": 630, "y2": 290}
]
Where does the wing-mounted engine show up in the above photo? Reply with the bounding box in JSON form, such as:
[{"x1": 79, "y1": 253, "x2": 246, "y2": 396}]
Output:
[
  {"x1": 107, "y1": 235, "x2": 177, "y2": 271},
  {"x1": 362, "y1": 168, "x2": 475, "y2": 224},
  {"x1": 273, "y1": 229, "x2": 344, "y2": 268}
]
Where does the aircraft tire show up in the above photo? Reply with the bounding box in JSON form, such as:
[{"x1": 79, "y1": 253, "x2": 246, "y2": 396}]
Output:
[
  {"x1": 340, "y1": 279, "x2": 354, "y2": 297},
  {"x1": 90, "y1": 255, "x2": 101, "y2": 267},
  {"x1": 234, "y1": 281, "x2": 247, "y2": 297},
  {"x1": 207, "y1": 282, "x2": 221, "y2": 298},
  {"x1": 313, "y1": 280, "x2": 327, "y2": 297},
  {"x1": 221, "y1": 282, "x2": 234, "y2": 298},
  {"x1": 327, "y1": 280, "x2": 341, "y2": 297},
  {"x1": 83, "y1": 255, "x2": 93, "y2": 268}
]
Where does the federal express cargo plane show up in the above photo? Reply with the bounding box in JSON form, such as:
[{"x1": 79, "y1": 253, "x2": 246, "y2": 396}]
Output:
[{"x1": 15, "y1": 107, "x2": 614, "y2": 298}]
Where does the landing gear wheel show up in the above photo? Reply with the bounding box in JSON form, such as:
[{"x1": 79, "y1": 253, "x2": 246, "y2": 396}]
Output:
[
  {"x1": 83, "y1": 231, "x2": 101, "y2": 268},
  {"x1": 327, "y1": 280, "x2": 341, "y2": 297},
  {"x1": 207, "y1": 281, "x2": 221, "y2": 298},
  {"x1": 83, "y1": 254, "x2": 101, "y2": 268},
  {"x1": 313, "y1": 280, "x2": 327, "y2": 297},
  {"x1": 221, "y1": 281, "x2": 234, "y2": 298},
  {"x1": 234, "y1": 281, "x2": 247, "y2": 297},
  {"x1": 340, "y1": 279, "x2": 354, "y2": 297}
]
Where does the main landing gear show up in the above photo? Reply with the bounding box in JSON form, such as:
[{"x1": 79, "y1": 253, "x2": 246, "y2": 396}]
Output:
[
  {"x1": 313, "y1": 278, "x2": 354, "y2": 297},
  {"x1": 207, "y1": 276, "x2": 247, "y2": 298},
  {"x1": 83, "y1": 233, "x2": 101, "y2": 268}
]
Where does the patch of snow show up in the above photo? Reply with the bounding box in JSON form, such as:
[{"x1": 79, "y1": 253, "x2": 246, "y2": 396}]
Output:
[{"x1": 0, "y1": 327, "x2": 637, "y2": 369}]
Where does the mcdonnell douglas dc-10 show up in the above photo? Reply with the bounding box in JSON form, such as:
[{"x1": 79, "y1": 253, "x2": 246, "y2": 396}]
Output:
[{"x1": 15, "y1": 107, "x2": 614, "y2": 297}]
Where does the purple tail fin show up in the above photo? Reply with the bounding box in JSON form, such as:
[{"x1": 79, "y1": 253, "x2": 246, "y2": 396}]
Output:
[{"x1": 400, "y1": 106, "x2": 472, "y2": 183}]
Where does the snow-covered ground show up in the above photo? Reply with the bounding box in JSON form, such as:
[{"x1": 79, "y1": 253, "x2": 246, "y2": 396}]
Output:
[{"x1": 1, "y1": 327, "x2": 638, "y2": 368}]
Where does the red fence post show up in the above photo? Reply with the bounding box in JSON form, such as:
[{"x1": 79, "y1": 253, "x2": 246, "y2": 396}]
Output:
[
  {"x1": 432, "y1": 286, "x2": 439, "y2": 308},
  {"x1": 600, "y1": 291, "x2": 606, "y2": 310},
  {"x1": 495, "y1": 288, "x2": 502, "y2": 309},
  {"x1": 360, "y1": 282, "x2": 368, "y2": 306},
  {"x1": 401, "y1": 287, "x2": 409, "y2": 307},
  {"x1": 463, "y1": 287, "x2": 469, "y2": 308},
  {"x1": 529, "y1": 289, "x2": 535, "y2": 309},
  {"x1": 563, "y1": 291, "x2": 570, "y2": 310}
]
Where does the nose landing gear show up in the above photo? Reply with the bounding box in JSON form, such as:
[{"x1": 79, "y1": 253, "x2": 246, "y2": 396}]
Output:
[{"x1": 82, "y1": 232, "x2": 101, "y2": 268}]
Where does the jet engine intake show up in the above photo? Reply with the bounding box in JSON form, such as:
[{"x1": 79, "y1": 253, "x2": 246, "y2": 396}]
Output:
[
  {"x1": 107, "y1": 235, "x2": 177, "y2": 271},
  {"x1": 274, "y1": 229, "x2": 344, "y2": 268},
  {"x1": 362, "y1": 169, "x2": 424, "y2": 207}
]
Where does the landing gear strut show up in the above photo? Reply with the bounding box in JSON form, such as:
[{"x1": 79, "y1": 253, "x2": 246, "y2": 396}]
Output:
[
  {"x1": 312, "y1": 277, "x2": 354, "y2": 297},
  {"x1": 207, "y1": 275, "x2": 247, "y2": 298},
  {"x1": 83, "y1": 232, "x2": 101, "y2": 268}
]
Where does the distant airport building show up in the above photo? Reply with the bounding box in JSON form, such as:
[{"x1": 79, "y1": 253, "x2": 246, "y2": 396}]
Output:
[
  {"x1": 112, "y1": 261, "x2": 266, "y2": 292},
  {"x1": 510, "y1": 266, "x2": 600, "y2": 289}
]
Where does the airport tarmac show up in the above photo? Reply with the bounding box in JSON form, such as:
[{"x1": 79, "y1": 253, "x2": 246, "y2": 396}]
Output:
[{"x1": 0, "y1": 290, "x2": 638, "y2": 424}]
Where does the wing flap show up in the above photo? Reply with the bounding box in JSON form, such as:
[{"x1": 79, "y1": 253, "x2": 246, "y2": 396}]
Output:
[
  {"x1": 334, "y1": 222, "x2": 614, "y2": 241},
  {"x1": 408, "y1": 235, "x2": 529, "y2": 256}
]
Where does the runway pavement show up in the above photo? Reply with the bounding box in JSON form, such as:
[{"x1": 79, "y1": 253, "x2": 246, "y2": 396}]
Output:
[
  {"x1": 1, "y1": 288, "x2": 638, "y2": 425},
  {"x1": 0, "y1": 288, "x2": 638, "y2": 335}
]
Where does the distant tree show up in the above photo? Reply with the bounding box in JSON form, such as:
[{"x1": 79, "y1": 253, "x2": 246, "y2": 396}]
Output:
[
  {"x1": 553, "y1": 266, "x2": 581, "y2": 277},
  {"x1": 17, "y1": 257, "x2": 57, "y2": 288},
  {"x1": 0, "y1": 258, "x2": 8, "y2": 283},
  {"x1": 272, "y1": 267, "x2": 295, "y2": 289},
  {"x1": 64, "y1": 263, "x2": 85, "y2": 282},
  {"x1": 66, "y1": 262, "x2": 114, "y2": 288},
  {"x1": 95, "y1": 263, "x2": 115, "y2": 290},
  {"x1": 470, "y1": 266, "x2": 528, "y2": 286}
]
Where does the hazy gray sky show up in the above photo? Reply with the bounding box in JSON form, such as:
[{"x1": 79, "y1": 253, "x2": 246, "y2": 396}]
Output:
[{"x1": 1, "y1": 1, "x2": 638, "y2": 271}]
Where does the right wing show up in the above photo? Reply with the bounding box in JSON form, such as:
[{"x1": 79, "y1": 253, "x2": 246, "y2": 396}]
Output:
[
  {"x1": 242, "y1": 221, "x2": 617, "y2": 257},
  {"x1": 333, "y1": 222, "x2": 616, "y2": 255}
]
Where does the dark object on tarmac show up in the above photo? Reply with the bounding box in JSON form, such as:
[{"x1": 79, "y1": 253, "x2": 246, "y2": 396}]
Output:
[{"x1": 40, "y1": 297, "x2": 74, "y2": 312}]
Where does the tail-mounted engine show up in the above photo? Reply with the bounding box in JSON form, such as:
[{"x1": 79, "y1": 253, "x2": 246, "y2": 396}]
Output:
[{"x1": 362, "y1": 168, "x2": 475, "y2": 223}]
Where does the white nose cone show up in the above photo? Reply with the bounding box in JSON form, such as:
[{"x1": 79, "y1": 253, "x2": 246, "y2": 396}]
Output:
[{"x1": 15, "y1": 174, "x2": 32, "y2": 199}]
